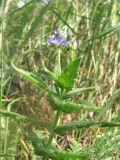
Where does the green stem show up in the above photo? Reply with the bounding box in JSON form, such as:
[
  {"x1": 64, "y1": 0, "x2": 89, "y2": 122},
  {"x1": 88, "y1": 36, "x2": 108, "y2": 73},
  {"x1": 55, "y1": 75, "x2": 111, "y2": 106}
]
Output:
[
  {"x1": 0, "y1": 0, "x2": 4, "y2": 108},
  {"x1": 48, "y1": 110, "x2": 61, "y2": 145},
  {"x1": 54, "y1": 47, "x2": 61, "y2": 76},
  {"x1": 0, "y1": 2, "x2": 4, "y2": 160},
  {"x1": 43, "y1": 48, "x2": 62, "y2": 160},
  {"x1": 42, "y1": 110, "x2": 61, "y2": 160}
]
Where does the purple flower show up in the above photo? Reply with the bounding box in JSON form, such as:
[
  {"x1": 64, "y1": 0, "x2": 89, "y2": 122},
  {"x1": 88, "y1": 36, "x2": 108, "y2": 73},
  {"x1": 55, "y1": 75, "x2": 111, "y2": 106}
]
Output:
[
  {"x1": 61, "y1": 40, "x2": 70, "y2": 48},
  {"x1": 47, "y1": 37, "x2": 62, "y2": 45},
  {"x1": 47, "y1": 29, "x2": 70, "y2": 48}
]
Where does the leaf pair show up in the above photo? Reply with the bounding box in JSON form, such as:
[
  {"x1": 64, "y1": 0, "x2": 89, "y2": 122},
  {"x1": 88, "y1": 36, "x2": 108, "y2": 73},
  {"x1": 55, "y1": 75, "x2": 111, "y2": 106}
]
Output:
[{"x1": 12, "y1": 58, "x2": 80, "y2": 92}]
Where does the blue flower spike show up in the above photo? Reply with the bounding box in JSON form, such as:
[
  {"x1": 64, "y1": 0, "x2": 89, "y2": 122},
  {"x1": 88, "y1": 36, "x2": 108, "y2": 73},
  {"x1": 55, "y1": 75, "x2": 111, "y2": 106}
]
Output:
[{"x1": 47, "y1": 29, "x2": 70, "y2": 48}]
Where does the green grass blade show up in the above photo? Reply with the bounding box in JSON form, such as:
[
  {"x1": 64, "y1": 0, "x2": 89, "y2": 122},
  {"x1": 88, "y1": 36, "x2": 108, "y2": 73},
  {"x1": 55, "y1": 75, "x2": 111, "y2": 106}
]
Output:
[
  {"x1": 96, "y1": 89, "x2": 120, "y2": 120},
  {"x1": 20, "y1": 1, "x2": 51, "y2": 47},
  {"x1": 50, "y1": 9, "x2": 77, "y2": 35},
  {"x1": 88, "y1": 24, "x2": 120, "y2": 41}
]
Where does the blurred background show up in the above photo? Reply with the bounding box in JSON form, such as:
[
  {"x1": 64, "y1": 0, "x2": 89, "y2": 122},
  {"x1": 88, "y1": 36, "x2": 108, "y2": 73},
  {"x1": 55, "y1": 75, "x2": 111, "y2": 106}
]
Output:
[{"x1": 0, "y1": 0, "x2": 120, "y2": 159}]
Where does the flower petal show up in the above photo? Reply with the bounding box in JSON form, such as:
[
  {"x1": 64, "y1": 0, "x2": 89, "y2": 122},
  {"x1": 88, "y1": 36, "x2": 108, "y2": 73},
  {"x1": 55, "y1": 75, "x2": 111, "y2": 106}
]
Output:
[
  {"x1": 62, "y1": 40, "x2": 70, "y2": 48},
  {"x1": 47, "y1": 38, "x2": 55, "y2": 45},
  {"x1": 55, "y1": 36, "x2": 63, "y2": 45}
]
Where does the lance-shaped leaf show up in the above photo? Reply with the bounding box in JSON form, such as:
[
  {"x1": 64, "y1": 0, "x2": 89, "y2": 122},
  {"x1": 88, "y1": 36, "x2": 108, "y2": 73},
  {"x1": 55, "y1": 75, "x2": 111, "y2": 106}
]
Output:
[
  {"x1": 0, "y1": 109, "x2": 52, "y2": 131},
  {"x1": 41, "y1": 59, "x2": 58, "y2": 82},
  {"x1": 57, "y1": 58, "x2": 80, "y2": 89},
  {"x1": 63, "y1": 87, "x2": 95, "y2": 99},
  {"x1": 54, "y1": 121, "x2": 120, "y2": 135},
  {"x1": 48, "y1": 93, "x2": 99, "y2": 113},
  {"x1": 30, "y1": 131, "x2": 87, "y2": 159},
  {"x1": 11, "y1": 62, "x2": 48, "y2": 92}
]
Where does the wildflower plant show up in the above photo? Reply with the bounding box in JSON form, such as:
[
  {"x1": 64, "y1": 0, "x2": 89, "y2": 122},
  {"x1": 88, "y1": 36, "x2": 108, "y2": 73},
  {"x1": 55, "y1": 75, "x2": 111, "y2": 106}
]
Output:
[{"x1": 11, "y1": 29, "x2": 120, "y2": 160}]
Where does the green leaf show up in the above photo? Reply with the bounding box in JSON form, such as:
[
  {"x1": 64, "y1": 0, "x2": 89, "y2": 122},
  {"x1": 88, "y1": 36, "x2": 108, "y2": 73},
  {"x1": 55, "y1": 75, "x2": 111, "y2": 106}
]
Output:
[
  {"x1": 54, "y1": 121, "x2": 120, "y2": 135},
  {"x1": 0, "y1": 109, "x2": 52, "y2": 131},
  {"x1": 11, "y1": 62, "x2": 49, "y2": 92},
  {"x1": 30, "y1": 131, "x2": 87, "y2": 160},
  {"x1": 63, "y1": 87, "x2": 95, "y2": 99},
  {"x1": 57, "y1": 58, "x2": 80, "y2": 89},
  {"x1": 42, "y1": 59, "x2": 58, "y2": 82},
  {"x1": 48, "y1": 93, "x2": 99, "y2": 113},
  {"x1": 50, "y1": 151, "x2": 86, "y2": 160},
  {"x1": 30, "y1": 131, "x2": 48, "y2": 156},
  {"x1": 60, "y1": 101, "x2": 99, "y2": 113}
]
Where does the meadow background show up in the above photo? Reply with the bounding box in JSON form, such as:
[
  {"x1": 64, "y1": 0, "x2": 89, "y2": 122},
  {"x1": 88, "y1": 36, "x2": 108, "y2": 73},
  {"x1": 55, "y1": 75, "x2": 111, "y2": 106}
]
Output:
[{"x1": 0, "y1": 0, "x2": 120, "y2": 159}]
